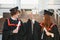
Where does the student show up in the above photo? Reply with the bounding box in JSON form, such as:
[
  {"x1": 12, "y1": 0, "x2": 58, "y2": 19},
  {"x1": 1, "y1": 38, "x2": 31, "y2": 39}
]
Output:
[
  {"x1": 24, "y1": 14, "x2": 40, "y2": 40},
  {"x1": 39, "y1": 10, "x2": 59, "y2": 40},
  {"x1": 2, "y1": 7, "x2": 24, "y2": 40}
]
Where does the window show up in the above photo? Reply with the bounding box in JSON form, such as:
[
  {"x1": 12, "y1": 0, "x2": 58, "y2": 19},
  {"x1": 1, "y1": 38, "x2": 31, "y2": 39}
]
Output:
[
  {"x1": 0, "y1": 0, "x2": 17, "y2": 4},
  {"x1": 0, "y1": 0, "x2": 17, "y2": 8},
  {"x1": 21, "y1": 0, "x2": 38, "y2": 9}
]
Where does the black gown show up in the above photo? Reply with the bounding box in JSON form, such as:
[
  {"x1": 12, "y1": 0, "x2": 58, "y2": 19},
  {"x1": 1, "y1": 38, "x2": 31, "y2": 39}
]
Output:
[
  {"x1": 24, "y1": 19, "x2": 41, "y2": 40},
  {"x1": 2, "y1": 18, "x2": 24, "y2": 40},
  {"x1": 39, "y1": 23, "x2": 59, "y2": 40}
]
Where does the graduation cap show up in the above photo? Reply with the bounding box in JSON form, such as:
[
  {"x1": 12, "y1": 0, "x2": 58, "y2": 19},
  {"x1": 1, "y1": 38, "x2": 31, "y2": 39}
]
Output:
[
  {"x1": 10, "y1": 6, "x2": 20, "y2": 16},
  {"x1": 44, "y1": 10, "x2": 53, "y2": 16},
  {"x1": 10, "y1": 6, "x2": 18, "y2": 12}
]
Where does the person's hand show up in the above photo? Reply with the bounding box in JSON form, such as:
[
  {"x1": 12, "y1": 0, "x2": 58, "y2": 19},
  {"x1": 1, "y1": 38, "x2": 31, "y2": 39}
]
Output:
[
  {"x1": 50, "y1": 33, "x2": 54, "y2": 37},
  {"x1": 46, "y1": 32, "x2": 51, "y2": 36},
  {"x1": 46, "y1": 31, "x2": 54, "y2": 37},
  {"x1": 13, "y1": 28, "x2": 18, "y2": 33},
  {"x1": 44, "y1": 27, "x2": 54, "y2": 37},
  {"x1": 13, "y1": 21, "x2": 21, "y2": 33}
]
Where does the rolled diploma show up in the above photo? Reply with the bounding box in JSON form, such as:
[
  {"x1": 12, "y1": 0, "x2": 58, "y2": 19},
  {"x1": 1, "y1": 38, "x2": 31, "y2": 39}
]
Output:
[{"x1": 16, "y1": 21, "x2": 21, "y2": 30}]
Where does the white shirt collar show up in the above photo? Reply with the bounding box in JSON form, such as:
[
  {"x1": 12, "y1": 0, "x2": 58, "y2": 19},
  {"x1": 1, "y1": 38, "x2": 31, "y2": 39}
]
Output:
[{"x1": 11, "y1": 17, "x2": 17, "y2": 20}]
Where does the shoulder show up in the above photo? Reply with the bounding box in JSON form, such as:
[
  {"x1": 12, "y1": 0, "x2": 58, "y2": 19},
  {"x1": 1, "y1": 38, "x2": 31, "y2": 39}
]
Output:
[
  {"x1": 51, "y1": 23, "x2": 58, "y2": 29},
  {"x1": 28, "y1": 19, "x2": 31, "y2": 22},
  {"x1": 51, "y1": 23, "x2": 57, "y2": 27},
  {"x1": 39, "y1": 22, "x2": 44, "y2": 27},
  {"x1": 34, "y1": 21, "x2": 39, "y2": 24},
  {"x1": 26, "y1": 19, "x2": 31, "y2": 23},
  {"x1": 18, "y1": 19, "x2": 23, "y2": 24},
  {"x1": 4, "y1": 18, "x2": 10, "y2": 22}
]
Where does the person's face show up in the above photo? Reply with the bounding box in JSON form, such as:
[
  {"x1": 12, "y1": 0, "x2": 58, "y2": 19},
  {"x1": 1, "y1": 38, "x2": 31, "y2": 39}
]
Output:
[
  {"x1": 14, "y1": 12, "x2": 20, "y2": 19},
  {"x1": 29, "y1": 13, "x2": 35, "y2": 19},
  {"x1": 21, "y1": 9, "x2": 26, "y2": 13}
]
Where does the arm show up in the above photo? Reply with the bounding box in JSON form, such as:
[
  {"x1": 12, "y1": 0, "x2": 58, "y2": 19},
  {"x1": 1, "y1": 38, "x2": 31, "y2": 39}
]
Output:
[
  {"x1": 52, "y1": 25, "x2": 59, "y2": 40},
  {"x1": 2, "y1": 19, "x2": 13, "y2": 40}
]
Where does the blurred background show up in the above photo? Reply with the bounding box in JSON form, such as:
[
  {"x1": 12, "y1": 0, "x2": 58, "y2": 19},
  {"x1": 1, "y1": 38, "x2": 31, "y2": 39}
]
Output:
[{"x1": 0, "y1": 0, "x2": 60, "y2": 40}]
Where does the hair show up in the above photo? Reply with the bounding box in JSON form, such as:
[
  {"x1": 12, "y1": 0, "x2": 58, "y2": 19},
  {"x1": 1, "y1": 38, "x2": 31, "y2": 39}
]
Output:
[
  {"x1": 44, "y1": 15, "x2": 52, "y2": 27},
  {"x1": 10, "y1": 10, "x2": 20, "y2": 16}
]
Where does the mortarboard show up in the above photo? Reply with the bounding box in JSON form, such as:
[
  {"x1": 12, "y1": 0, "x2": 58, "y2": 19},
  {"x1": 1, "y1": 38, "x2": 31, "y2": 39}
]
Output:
[
  {"x1": 10, "y1": 6, "x2": 18, "y2": 12},
  {"x1": 44, "y1": 10, "x2": 53, "y2": 16}
]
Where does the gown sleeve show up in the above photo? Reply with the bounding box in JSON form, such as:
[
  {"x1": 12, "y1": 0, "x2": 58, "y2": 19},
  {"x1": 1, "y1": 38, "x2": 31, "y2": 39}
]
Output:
[
  {"x1": 52, "y1": 25, "x2": 59, "y2": 40},
  {"x1": 33, "y1": 21, "x2": 41, "y2": 40},
  {"x1": 2, "y1": 19, "x2": 13, "y2": 40},
  {"x1": 18, "y1": 20, "x2": 26, "y2": 40}
]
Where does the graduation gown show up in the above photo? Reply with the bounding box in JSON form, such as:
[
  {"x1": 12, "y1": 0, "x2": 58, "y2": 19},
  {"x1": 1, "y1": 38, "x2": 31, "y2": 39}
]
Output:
[
  {"x1": 2, "y1": 18, "x2": 24, "y2": 40},
  {"x1": 24, "y1": 19, "x2": 41, "y2": 40},
  {"x1": 21, "y1": 23, "x2": 27, "y2": 40},
  {"x1": 39, "y1": 23, "x2": 59, "y2": 40}
]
